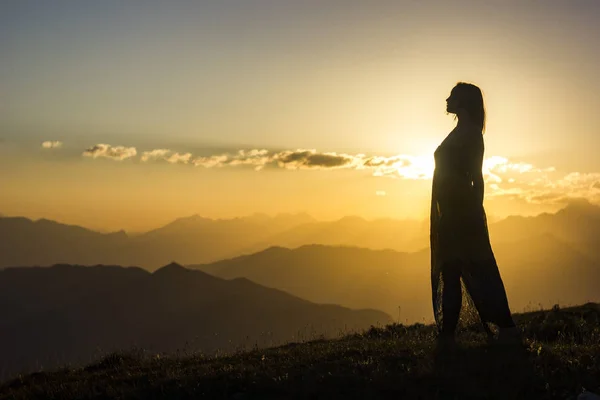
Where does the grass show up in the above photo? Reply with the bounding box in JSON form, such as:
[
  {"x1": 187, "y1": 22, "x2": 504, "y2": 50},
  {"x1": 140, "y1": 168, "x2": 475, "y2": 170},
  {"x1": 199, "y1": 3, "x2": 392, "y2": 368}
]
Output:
[{"x1": 1, "y1": 303, "x2": 599, "y2": 400}]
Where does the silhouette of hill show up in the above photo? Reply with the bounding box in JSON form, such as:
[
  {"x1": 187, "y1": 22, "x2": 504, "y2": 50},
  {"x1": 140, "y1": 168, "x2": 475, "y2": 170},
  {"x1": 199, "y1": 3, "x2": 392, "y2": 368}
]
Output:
[
  {"x1": 490, "y1": 199, "x2": 600, "y2": 260},
  {"x1": 196, "y1": 245, "x2": 430, "y2": 323},
  {"x1": 192, "y1": 239, "x2": 600, "y2": 323},
  {"x1": 0, "y1": 263, "x2": 389, "y2": 379},
  {"x1": 2, "y1": 202, "x2": 600, "y2": 269},
  {"x1": 0, "y1": 213, "x2": 315, "y2": 269},
  {"x1": 2, "y1": 303, "x2": 599, "y2": 399},
  {"x1": 0, "y1": 217, "x2": 128, "y2": 267},
  {"x1": 125, "y1": 212, "x2": 316, "y2": 267}
]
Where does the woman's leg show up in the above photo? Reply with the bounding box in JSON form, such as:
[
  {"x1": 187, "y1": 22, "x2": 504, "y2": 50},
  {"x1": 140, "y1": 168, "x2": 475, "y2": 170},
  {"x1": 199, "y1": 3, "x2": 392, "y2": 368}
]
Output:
[{"x1": 441, "y1": 260, "x2": 462, "y2": 336}]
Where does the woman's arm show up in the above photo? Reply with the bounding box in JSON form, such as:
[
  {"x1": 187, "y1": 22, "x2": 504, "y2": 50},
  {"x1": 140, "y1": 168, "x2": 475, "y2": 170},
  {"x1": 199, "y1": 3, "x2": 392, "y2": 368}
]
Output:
[
  {"x1": 470, "y1": 136, "x2": 485, "y2": 206},
  {"x1": 473, "y1": 169, "x2": 484, "y2": 205}
]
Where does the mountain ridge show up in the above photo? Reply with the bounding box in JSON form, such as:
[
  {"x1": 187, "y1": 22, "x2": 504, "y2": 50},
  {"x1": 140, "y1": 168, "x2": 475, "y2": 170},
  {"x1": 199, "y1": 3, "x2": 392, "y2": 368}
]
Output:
[
  {"x1": 191, "y1": 236, "x2": 600, "y2": 323},
  {"x1": 2, "y1": 202, "x2": 600, "y2": 269},
  {"x1": 0, "y1": 262, "x2": 390, "y2": 380}
]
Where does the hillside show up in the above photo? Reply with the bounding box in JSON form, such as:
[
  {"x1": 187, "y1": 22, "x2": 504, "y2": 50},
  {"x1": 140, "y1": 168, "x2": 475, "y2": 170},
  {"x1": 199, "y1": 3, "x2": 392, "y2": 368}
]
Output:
[
  {"x1": 0, "y1": 263, "x2": 389, "y2": 380},
  {"x1": 193, "y1": 239, "x2": 600, "y2": 323},
  {"x1": 2, "y1": 303, "x2": 599, "y2": 399},
  {"x1": 194, "y1": 245, "x2": 431, "y2": 323}
]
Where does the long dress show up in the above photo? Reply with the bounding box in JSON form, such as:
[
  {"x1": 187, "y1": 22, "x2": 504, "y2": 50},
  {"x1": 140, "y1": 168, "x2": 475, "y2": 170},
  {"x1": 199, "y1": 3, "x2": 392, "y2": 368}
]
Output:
[{"x1": 430, "y1": 127, "x2": 514, "y2": 332}]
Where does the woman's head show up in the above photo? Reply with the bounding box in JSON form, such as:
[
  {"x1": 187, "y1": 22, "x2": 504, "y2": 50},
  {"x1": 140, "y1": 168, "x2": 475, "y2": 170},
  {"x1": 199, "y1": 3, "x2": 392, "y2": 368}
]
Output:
[{"x1": 446, "y1": 82, "x2": 486, "y2": 133}]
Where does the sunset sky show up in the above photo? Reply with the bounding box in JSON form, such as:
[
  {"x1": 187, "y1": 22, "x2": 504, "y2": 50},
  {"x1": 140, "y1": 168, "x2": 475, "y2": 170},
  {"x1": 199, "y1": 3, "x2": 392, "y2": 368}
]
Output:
[{"x1": 2, "y1": 1, "x2": 599, "y2": 231}]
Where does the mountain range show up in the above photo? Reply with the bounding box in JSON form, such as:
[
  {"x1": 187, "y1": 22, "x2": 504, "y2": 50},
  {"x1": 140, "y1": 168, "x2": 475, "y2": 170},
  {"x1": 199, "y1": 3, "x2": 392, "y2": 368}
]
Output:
[
  {"x1": 191, "y1": 235, "x2": 600, "y2": 324},
  {"x1": 0, "y1": 213, "x2": 316, "y2": 269},
  {"x1": 3, "y1": 202, "x2": 600, "y2": 379},
  {"x1": 2, "y1": 201, "x2": 600, "y2": 269},
  {"x1": 0, "y1": 263, "x2": 389, "y2": 380}
]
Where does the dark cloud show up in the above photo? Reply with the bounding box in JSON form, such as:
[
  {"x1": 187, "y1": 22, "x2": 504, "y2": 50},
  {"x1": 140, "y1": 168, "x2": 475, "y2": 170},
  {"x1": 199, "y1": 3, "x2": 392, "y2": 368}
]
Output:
[
  {"x1": 274, "y1": 150, "x2": 358, "y2": 170},
  {"x1": 290, "y1": 152, "x2": 349, "y2": 167},
  {"x1": 277, "y1": 150, "x2": 312, "y2": 164},
  {"x1": 363, "y1": 156, "x2": 410, "y2": 168}
]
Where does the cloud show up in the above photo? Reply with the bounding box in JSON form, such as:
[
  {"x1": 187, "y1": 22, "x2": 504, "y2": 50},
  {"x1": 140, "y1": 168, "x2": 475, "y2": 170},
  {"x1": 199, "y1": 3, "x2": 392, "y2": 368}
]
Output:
[
  {"x1": 192, "y1": 149, "x2": 274, "y2": 171},
  {"x1": 141, "y1": 149, "x2": 170, "y2": 162},
  {"x1": 75, "y1": 143, "x2": 600, "y2": 207},
  {"x1": 364, "y1": 155, "x2": 433, "y2": 179},
  {"x1": 166, "y1": 152, "x2": 192, "y2": 164},
  {"x1": 274, "y1": 149, "x2": 360, "y2": 170},
  {"x1": 486, "y1": 167, "x2": 600, "y2": 206},
  {"x1": 42, "y1": 141, "x2": 63, "y2": 149},
  {"x1": 141, "y1": 149, "x2": 192, "y2": 164},
  {"x1": 83, "y1": 144, "x2": 137, "y2": 161},
  {"x1": 227, "y1": 149, "x2": 272, "y2": 170},
  {"x1": 560, "y1": 172, "x2": 600, "y2": 188},
  {"x1": 137, "y1": 147, "x2": 431, "y2": 177},
  {"x1": 481, "y1": 156, "x2": 556, "y2": 183},
  {"x1": 190, "y1": 148, "x2": 432, "y2": 177},
  {"x1": 193, "y1": 154, "x2": 231, "y2": 168},
  {"x1": 191, "y1": 149, "x2": 359, "y2": 171}
]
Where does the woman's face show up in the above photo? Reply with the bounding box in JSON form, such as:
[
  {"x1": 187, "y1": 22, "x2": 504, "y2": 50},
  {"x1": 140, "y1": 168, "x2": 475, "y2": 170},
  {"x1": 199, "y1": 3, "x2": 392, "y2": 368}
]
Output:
[{"x1": 446, "y1": 88, "x2": 459, "y2": 114}]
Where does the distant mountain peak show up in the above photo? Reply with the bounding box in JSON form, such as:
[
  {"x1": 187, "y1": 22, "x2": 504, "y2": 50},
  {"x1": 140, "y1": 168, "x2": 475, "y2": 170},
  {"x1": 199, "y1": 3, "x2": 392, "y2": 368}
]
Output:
[
  {"x1": 153, "y1": 262, "x2": 186, "y2": 275},
  {"x1": 175, "y1": 214, "x2": 209, "y2": 223},
  {"x1": 165, "y1": 261, "x2": 184, "y2": 269},
  {"x1": 262, "y1": 245, "x2": 291, "y2": 253},
  {"x1": 559, "y1": 198, "x2": 600, "y2": 217}
]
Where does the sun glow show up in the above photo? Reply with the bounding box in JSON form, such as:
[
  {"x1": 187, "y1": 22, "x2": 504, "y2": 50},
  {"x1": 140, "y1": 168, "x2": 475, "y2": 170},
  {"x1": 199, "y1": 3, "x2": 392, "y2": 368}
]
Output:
[{"x1": 399, "y1": 155, "x2": 435, "y2": 180}]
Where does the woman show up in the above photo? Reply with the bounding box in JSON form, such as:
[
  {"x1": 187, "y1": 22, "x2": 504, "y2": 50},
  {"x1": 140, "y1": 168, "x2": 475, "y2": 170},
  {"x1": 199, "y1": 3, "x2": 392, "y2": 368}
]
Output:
[{"x1": 430, "y1": 82, "x2": 519, "y2": 345}]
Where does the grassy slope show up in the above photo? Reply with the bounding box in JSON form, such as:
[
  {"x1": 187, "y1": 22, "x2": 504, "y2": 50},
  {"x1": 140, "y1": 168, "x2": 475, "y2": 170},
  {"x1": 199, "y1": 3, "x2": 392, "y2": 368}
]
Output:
[{"x1": 1, "y1": 303, "x2": 599, "y2": 400}]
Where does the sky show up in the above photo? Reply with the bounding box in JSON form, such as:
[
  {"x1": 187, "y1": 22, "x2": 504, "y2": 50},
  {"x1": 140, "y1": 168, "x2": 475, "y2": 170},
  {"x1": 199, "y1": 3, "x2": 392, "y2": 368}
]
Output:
[{"x1": 1, "y1": 0, "x2": 599, "y2": 231}]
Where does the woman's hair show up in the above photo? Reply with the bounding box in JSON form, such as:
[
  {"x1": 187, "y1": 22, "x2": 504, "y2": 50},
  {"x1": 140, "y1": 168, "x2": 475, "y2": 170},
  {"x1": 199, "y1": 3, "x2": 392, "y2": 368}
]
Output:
[{"x1": 453, "y1": 82, "x2": 486, "y2": 133}]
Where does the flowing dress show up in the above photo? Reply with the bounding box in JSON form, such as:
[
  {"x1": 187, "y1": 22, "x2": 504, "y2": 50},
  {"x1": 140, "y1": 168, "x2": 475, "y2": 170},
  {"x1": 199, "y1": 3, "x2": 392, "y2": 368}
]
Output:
[{"x1": 430, "y1": 127, "x2": 513, "y2": 331}]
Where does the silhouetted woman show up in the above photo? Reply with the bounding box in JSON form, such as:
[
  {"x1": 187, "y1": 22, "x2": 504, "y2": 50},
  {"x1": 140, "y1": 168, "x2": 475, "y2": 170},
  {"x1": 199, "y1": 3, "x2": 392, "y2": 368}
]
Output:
[{"x1": 430, "y1": 82, "x2": 518, "y2": 345}]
